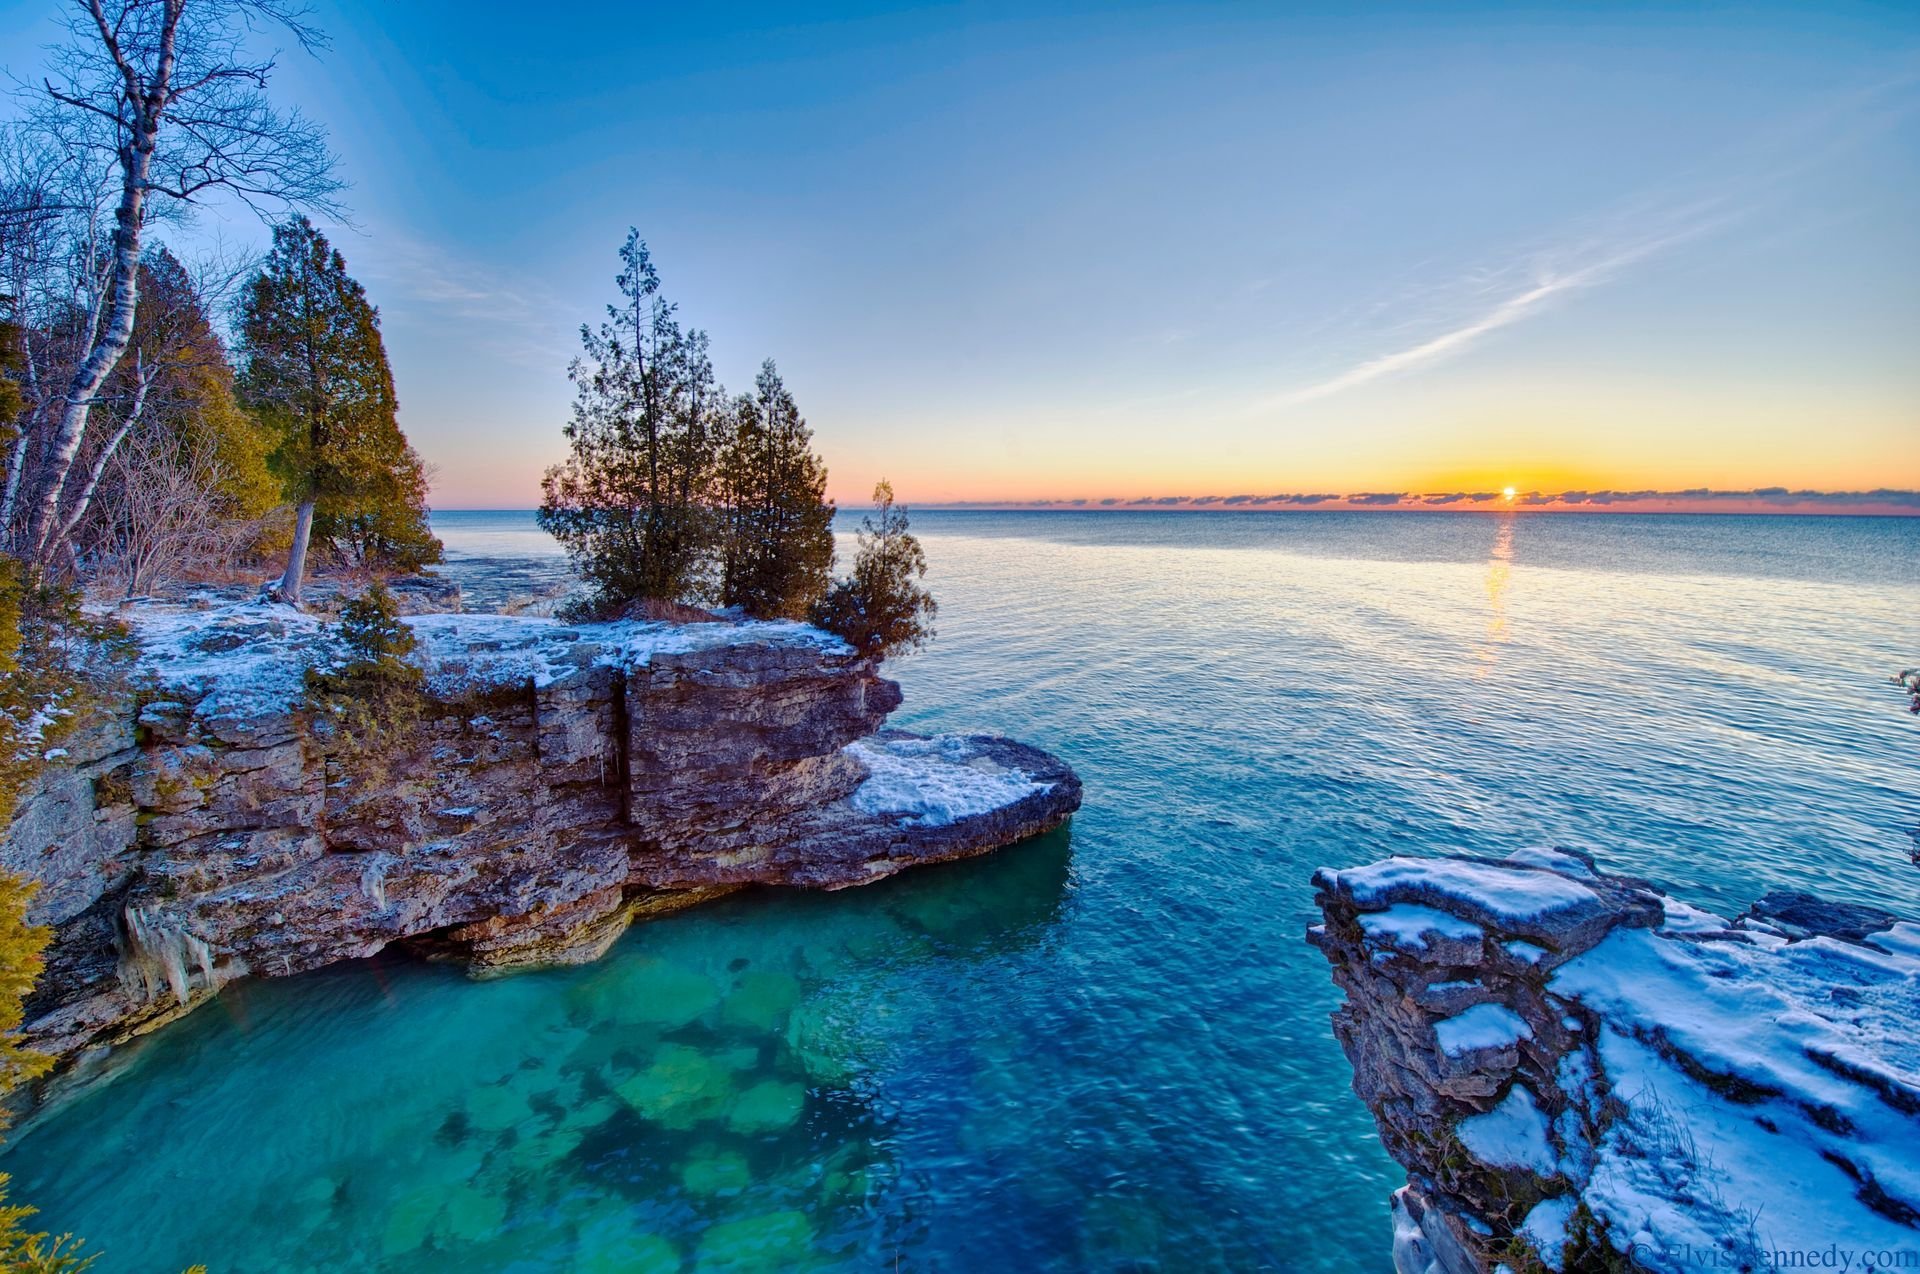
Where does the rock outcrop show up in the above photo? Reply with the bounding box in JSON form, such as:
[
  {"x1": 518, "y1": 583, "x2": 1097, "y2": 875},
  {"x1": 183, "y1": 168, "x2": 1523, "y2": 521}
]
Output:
[
  {"x1": 5, "y1": 601, "x2": 1080, "y2": 1070},
  {"x1": 1311, "y1": 849, "x2": 1920, "y2": 1274}
]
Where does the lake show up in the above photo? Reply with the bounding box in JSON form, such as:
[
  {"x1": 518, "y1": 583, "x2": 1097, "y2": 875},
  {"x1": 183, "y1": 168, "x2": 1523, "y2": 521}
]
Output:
[{"x1": 5, "y1": 509, "x2": 1916, "y2": 1272}]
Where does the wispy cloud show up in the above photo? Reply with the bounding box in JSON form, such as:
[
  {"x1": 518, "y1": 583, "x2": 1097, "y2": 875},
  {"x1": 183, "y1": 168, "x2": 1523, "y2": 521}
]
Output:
[
  {"x1": 343, "y1": 225, "x2": 576, "y2": 368},
  {"x1": 925, "y1": 489, "x2": 1920, "y2": 514},
  {"x1": 1258, "y1": 201, "x2": 1730, "y2": 410},
  {"x1": 1255, "y1": 70, "x2": 1920, "y2": 412}
]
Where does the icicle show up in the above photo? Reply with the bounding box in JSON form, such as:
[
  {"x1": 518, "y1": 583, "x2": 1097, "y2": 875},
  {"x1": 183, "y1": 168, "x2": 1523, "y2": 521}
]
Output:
[
  {"x1": 121, "y1": 904, "x2": 217, "y2": 1005},
  {"x1": 360, "y1": 855, "x2": 389, "y2": 911}
]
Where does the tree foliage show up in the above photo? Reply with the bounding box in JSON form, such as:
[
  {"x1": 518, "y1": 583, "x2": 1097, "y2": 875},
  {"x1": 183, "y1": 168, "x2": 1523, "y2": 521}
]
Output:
[
  {"x1": 112, "y1": 248, "x2": 278, "y2": 522},
  {"x1": 541, "y1": 234, "x2": 846, "y2": 622},
  {"x1": 237, "y1": 217, "x2": 440, "y2": 595},
  {"x1": 715, "y1": 361, "x2": 835, "y2": 618},
  {"x1": 810, "y1": 481, "x2": 936, "y2": 658},
  {"x1": 303, "y1": 582, "x2": 425, "y2": 759},
  {"x1": 10, "y1": 0, "x2": 338, "y2": 570},
  {"x1": 540, "y1": 231, "x2": 720, "y2": 611}
]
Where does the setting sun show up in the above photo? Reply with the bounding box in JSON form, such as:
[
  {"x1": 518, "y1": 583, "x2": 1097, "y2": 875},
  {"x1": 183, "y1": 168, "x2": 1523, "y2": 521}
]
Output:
[{"x1": 1502, "y1": 486, "x2": 1517, "y2": 501}]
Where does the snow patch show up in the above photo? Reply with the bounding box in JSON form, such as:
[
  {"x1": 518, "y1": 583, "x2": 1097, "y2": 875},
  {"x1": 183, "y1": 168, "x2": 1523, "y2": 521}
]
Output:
[
  {"x1": 118, "y1": 597, "x2": 853, "y2": 716},
  {"x1": 846, "y1": 735, "x2": 1050, "y2": 827},
  {"x1": 1520, "y1": 1196, "x2": 1576, "y2": 1272},
  {"x1": 1359, "y1": 905, "x2": 1484, "y2": 952},
  {"x1": 1435, "y1": 1004, "x2": 1532, "y2": 1056},
  {"x1": 1334, "y1": 856, "x2": 1600, "y2": 924},
  {"x1": 1457, "y1": 1084, "x2": 1559, "y2": 1177}
]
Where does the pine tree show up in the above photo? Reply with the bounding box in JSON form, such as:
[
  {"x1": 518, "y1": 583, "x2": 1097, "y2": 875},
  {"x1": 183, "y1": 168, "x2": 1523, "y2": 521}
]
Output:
[
  {"x1": 716, "y1": 361, "x2": 835, "y2": 618},
  {"x1": 237, "y1": 218, "x2": 440, "y2": 603},
  {"x1": 539, "y1": 231, "x2": 723, "y2": 613},
  {"x1": 810, "y1": 481, "x2": 936, "y2": 658}
]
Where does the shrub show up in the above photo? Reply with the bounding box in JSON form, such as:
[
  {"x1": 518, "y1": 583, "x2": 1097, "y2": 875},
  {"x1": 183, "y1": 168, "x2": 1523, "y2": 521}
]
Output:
[
  {"x1": 809, "y1": 481, "x2": 936, "y2": 659},
  {"x1": 304, "y1": 583, "x2": 425, "y2": 757}
]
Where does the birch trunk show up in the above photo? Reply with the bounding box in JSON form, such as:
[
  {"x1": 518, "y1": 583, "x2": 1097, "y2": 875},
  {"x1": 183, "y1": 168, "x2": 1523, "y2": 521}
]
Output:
[
  {"x1": 23, "y1": 0, "x2": 180, "y2": 567},
  {"x1": 278, "y1": 498, "x2": 315, "y2": 604},
  {"x1": 49, "y1": 357, "x2": 155, "y2": 553},
  {"x1": 23, "y1": 163, "x2": 152, "y2": 564}
]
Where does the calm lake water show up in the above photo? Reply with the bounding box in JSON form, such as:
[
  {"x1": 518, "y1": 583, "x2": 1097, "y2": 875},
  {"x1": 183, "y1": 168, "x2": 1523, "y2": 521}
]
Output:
[{"x1": 6, "y1": 510, "x2": 1917, "y2": 1272}]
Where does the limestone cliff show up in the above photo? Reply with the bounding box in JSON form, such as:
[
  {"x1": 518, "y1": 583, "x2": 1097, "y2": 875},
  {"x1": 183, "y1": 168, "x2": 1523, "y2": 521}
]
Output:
[
  {"x1": 1311, "y1": 849, "x2": 1920, "y2": 1274},
  {"x1": 5, "y1": 601, "x2": 1080, "y2": 1068}
]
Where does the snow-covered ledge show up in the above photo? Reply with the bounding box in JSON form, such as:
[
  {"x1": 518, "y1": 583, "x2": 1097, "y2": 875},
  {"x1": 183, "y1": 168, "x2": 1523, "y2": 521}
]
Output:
[
  {"x1": 1310, "y1": 849, "x2": 1920, "y2": 1274},
  {"x1": 7, "y1": 596, "x2": 1081, "y2": 1069}
]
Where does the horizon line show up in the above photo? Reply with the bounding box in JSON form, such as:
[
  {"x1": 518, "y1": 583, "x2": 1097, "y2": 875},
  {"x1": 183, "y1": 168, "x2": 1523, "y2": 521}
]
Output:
[{"x1": 430, "y1": 487, "x2": 1920, "y2": 519}]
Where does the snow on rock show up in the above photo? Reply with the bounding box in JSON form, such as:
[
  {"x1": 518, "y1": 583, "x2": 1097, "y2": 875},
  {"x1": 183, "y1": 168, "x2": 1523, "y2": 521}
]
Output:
[
  {"x1": 1320, "y1": 854, "x2": 1605, "y2": 933},
  {"x1": 1312, "y1": 852, "x2": 1920, "y2": 1274},
  {"x1": 1434, "y1": 1004, "x2": 1532, "y2": 1057},
  {"x1": 119, "y1": 596, "x2": 853, "y2": 715},
  {"x1": 846, "y1": 734, "x2": 1053, "y2": 827},
  {"x1": 1457, "y1": 1084, "x2": 1559, "y2": 1177},
  {"x1": 126, "y1": 598, "x2": 328, "y2": 721},
  {"x1": 1360, "y1": 905, "x2": 1485, "y2": 953}
]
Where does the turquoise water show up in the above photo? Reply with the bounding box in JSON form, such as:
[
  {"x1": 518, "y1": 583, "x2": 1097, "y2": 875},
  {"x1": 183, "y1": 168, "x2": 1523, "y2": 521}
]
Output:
[{"x1": 6, "y1": 511, "x2": 1918, "y2": 1272}]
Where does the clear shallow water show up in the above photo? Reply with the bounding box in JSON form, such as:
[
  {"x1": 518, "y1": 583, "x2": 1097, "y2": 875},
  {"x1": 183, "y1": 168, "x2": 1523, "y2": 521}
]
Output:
[{"x1": 7, "y1": 510, "x2": 1918, "y2": 1273}]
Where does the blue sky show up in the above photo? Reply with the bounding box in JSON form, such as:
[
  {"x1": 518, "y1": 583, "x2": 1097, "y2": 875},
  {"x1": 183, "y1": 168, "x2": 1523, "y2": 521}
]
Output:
[{"x1": 4, "y1": 0, "x2": 1916, "y2": 506}]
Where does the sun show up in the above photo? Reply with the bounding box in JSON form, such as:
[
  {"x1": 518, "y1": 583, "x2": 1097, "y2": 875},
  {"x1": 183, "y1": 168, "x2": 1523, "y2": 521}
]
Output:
[{"x1": 1502, "y1": 486, "x2": 1517, "y2": 501}]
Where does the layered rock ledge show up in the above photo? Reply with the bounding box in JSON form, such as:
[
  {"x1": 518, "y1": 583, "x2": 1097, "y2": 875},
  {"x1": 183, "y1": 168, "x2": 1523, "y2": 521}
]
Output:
[
  {"x1": 6, "y1": 600, "x2": 1080, "y2": 1068},
  {"x1": 1311, "y1": 849, "x2": 1920, "y2": 1274}
]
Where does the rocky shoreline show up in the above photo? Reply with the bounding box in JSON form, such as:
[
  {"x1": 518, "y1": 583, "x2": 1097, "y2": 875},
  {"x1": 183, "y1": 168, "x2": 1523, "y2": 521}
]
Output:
[
  {"x1": 4, "y1": 598, "x2": 1080, "y2": 1073},
  {"x1": 1311, "y1": 849, "x2": 1920, "y2": 1274}
]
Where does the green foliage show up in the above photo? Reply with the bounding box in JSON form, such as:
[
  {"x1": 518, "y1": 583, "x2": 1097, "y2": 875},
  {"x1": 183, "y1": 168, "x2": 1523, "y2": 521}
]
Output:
[
  {"x1": 540, "y1": 231, "x2": 721, "y2": 611},
  {"x1": 0, "y1": 558, "x2": 128, "y2": 829},
  {"x1": 316, "y1": 441, "x2": 441, "y2": 572},
  {"x1": 238, "y1": 218, "x2": 442, "y2": 580},
  {"x1": 304, "y1": 582, "x2": 425, "y2": 757},
  {"x1": 810, "y1": 481, "x2": 936, "y2": 659},
  {"x1": 0, "y1": 1183, "x2": 98, "y2": 1273},
  {"x1": 115, "y1": 248, "x2": 281, "y2": 522},
  {"x1": 715, "y1": 361, "x2": 835, "y2": 619},
  {"x1": 541, "y1": 235, "x2": 844, "y2": 621},
  {"x1": 306, "y1": 582, "x2": 422, "y2": 695},
  {"x1": 0, "y1": 317, "x2": 24, "y2": 445}
]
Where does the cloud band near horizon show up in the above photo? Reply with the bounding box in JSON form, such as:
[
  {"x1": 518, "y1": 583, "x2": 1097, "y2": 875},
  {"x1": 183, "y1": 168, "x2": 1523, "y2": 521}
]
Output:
[{"x1": 913, "y1": 488, "x2": 1920, "y2": 514}]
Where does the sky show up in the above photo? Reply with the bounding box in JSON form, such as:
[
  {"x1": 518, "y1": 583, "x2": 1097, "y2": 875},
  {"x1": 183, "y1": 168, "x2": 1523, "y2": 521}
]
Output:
[{"x1": 3, "y1": 0, "x2": 1917, "y2": 511}]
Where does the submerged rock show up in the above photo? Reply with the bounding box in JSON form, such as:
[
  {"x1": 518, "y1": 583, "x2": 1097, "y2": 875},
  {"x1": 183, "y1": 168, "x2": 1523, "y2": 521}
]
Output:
[
  {"x1": 1311, "y1": 848, "x2": 1920, "y2": 1273},
  {"x1": 693, "y1": 1210, "x2": 817, "y2": 1274},
  {"x1": 6, "y1": 600, "x2": 1081, "y2": 1067}
]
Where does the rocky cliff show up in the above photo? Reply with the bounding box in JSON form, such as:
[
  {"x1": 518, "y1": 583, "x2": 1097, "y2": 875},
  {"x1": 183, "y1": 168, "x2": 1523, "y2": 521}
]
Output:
[
  {"x1": 5, "y1": 600, "x2": 1080, "y2": 1070},
  {"x1": 1311, "y1": 849, "x2": 1920, "y2": 1274}
]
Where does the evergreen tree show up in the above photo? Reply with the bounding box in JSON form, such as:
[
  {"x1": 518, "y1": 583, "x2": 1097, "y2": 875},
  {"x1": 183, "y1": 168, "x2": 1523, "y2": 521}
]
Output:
[
  {"x1": 237, "y1": 218, "x2": 440, "y2": 603},
  {"x1": 539, "y1": 232, "x2": 722, "y2": 613},
  {"x1": 810, "y1": 481, "x2": 936, "y2": 658},
  {"x1": 716, "y1": 361, "x2": 835, "y2": 618}
]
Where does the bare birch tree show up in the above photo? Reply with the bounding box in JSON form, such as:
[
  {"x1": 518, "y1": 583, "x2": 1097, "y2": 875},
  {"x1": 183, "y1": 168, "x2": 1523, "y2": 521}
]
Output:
[{"x1": 12, "y1": 0, "x2": 338, "y2": 572}]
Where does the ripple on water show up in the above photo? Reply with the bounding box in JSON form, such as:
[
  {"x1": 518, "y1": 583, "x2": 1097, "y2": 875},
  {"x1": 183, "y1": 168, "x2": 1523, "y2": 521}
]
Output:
[{"x1": 4, "y1": 511, "x2": 1917, "y2": 1271}]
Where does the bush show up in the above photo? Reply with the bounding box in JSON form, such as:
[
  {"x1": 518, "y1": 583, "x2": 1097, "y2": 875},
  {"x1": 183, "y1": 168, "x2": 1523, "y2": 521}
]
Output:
[
  {"x1": 809, "y1": 481, "x2": 936, "y2": 659},
  {"x1": 304, "y1": 583, "x2": 425, "y2": 757}
]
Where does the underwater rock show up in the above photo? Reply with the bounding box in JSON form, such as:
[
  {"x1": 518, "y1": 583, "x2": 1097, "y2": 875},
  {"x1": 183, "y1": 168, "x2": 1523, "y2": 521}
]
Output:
[
  {"x1": 680, "y1": 1145, "x2": 753, "y2": 1196},
  {"x1": 693, "y1": 1210, "x2": 817, "y2": 1274},
  {"x1": 1311, "y1": 848, "x2": 1920, "y2": 1274},
  {"x1": 615, "y1": 1043, "x2": 736, "y2": 1130},
  {"x1": 720, "y1": 969, "x2": 802, "y2": 1032},
  {"x1": 9, "y1": 601, "x2": 1082, "y2": 1067},
  {"x1": 727, "y1": 1080, "x2": 806, "y2": 1135},
  {"x1": 572, "y1": 1229, "x2": 680, "y2": 1274}
]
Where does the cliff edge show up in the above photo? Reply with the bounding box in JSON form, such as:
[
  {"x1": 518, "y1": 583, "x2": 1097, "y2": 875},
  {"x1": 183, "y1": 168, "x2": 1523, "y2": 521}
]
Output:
[
  {"x1": 5, "y1": 599, "x2": 1081, "y2": 1067},
  {"x1": 1311, "y1": 849, "x2": 1920, "y2": 1274}
]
